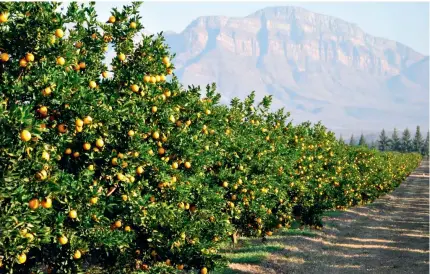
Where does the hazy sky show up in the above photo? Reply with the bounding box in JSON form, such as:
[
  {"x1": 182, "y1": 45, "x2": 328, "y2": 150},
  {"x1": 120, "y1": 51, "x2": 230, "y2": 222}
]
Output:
[{"x1": 92, "y1": 1, "x2": 429, "y2": 55}]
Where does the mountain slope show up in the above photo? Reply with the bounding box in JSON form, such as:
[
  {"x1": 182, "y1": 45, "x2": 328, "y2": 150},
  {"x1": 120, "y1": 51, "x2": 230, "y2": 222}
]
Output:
[{"x1": 163, "y1": 6, "x2": 428, "y2": 133}]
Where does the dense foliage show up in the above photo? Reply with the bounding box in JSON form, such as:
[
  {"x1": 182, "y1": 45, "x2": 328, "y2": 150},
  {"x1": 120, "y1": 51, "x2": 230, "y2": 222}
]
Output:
[{"x1": 0, "y1": 2, "x2": 422, "y2": 273}]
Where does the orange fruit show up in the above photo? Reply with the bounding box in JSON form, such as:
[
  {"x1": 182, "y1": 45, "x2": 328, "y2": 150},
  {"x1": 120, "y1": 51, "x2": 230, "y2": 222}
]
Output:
[
  {"x1": 118, "y1": 53, "x2": 125, "y2": 61},
  {"x1": 136, "y1": 166, "x2": 144, "y2": 175},
  {"x1": 17, "y1": 253, "x2": 27, "y2": 264},
  {"x1": 39, "y1": 106, "x2": 48, "y2": 116},
  {"x1": 89, "y1": 81, "x2": 97, "y2": 89},
  {"x1": 20, "y1": 130, "x2": 31, "y2": 142},
  {"x1": 1, "y1": 52, "x2": 9, "y2": 62},
  {"x1": 200, "y1": 267, "x2": 208, "y2": 274},
  {"x1": 95, "y1": 138, "x2": 104, "y2": 148},
  {"x1": 150, "y1": 76, "x2": 156, "y2": 84},
  {"x1": 162, "y1": 56, "x2": 170, "y2": 65},
  {"x1": 19, "y1": 58, "x2": 27, "y2": 67},
  {"x1": 25, "y1": 233, "x2": 34, "y2": 241},
  {"x1": 25, "y1": 53, "x2": 34, "y2": 62},
  {"x1": 164, "y1": 90, "x2": 171, "y2": 97},
  {"x1": 177, "y1": 264, "x2": 184, "y2": 270},
  {"x1": 90, "y1": 197, "x2": 98, "y2": 205},
  {"x1": 83, "y1": 116, "x2": 92, "y2": 125},
  {"x1": 28, "y1": 198, "x2": 39, "y2": 210},
  {"x1": 102, "y1": 71, "x2": 108, "y2": 78},
  {"x1": 130, "y1": 84, "x2": 139, "y2": 92},
  {"x1": 124, "y1": 225, "x2": 131, "y2": 232},
  {"x1": 152, "y1": 131, "x2": 160, "y2": 139},
  {"x1": 55, "y1": 29, "x2": 64, "y2": 38},
  {"x1": 56, "y1": 57, "x2": 65, "y2": 66},
  {"x1": 222, "y1": 181, "x2": 228, "y2": 188},
  {"x1": 68, "y1": 210, "x2": 77, "y2": 219},
  {"x1": 108, "y1": 15, "x2": 116, "y2": 23},
  {"x1": 41, "y1": 197, "x2": 52, "y2": 209},
  {"x1": 65, "y1": 148, "x2": 72, "y2": 155},
  {"x1": 0, "y1": 13, "x2": 8, "y2": 23},
  {"x1": 75, "y1": 125, "x2": 83, "y2": 133},
  {"x1": 114, "y1": 220, "x2": 122, "y2": 228},
  {"x1": 184, "y1": 162, "x2": 191, "y2": 169},
  {"x1": 151, "y1": 106, "x2": 157, "y2": 113},
  {"x1": 73, "y1": 250, "x2": 81, "y2": 260},
  {"x1": 41, "y1": 151, "x2": 50, "y2": 161},
  {"x1": 130, "y1": 22, "x2": 137, "y2": 29},
  {"x1": 57, "y1": 235, "x2": 68, "y2": 245},
  {"x1": 75, "y1": 41, "x2": 83, "y2": 48},
  {"x1": 42, "y1": 87, "x2": 52, "y2": 96},
  {"x1": 128, "y1": 130, "x2": 135, "y2": 137},
  {"x1": 79, "y1": 62, "x2": 86, "y2": 69},
  {"x1": 172, "y1": 162, "x2": 179, "y2": 169},
  {"x1": 75, "y1": 119, "x2": 84, "y2": 127},
  {"x1": 83, "y1": 143, "x2": 91, "y2": 151},
  {"x1": 158, "y1": 147, "x2": 165, "y2": 155}
]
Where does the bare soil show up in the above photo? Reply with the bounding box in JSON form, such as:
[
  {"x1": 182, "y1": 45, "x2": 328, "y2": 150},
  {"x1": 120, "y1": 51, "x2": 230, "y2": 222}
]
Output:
[{"x1": 227, "y1": 160, "x2": 430, "y2": 274}]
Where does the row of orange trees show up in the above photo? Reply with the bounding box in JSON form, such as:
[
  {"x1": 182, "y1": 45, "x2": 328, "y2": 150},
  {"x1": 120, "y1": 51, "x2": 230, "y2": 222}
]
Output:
[{"x1": 0, "y1": 2, "x2": 422, "y2": 273}]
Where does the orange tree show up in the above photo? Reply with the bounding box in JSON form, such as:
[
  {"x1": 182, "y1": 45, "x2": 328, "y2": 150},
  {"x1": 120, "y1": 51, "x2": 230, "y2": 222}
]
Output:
[
  {"x1": 0, "y1": 2, "x2": 231, "y2": 273},
  {"x1": 211, "y1": 93, "x2": 300, "y2": 240}
]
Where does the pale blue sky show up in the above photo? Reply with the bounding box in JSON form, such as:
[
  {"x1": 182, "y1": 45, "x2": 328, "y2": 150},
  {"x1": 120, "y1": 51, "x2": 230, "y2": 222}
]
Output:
[{"x1": 93, "y1": 2, "x2": 429, "y2": 55}]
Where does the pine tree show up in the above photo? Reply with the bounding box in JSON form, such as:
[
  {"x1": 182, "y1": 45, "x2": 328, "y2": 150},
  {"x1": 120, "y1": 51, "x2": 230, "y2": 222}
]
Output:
[
  {"x1": 377, "y1": 129, "x2": 390, "y2": 151},
  {"x1": 390, "y1": 128, "x2": 401, "y2": 151},
  {"x1": 423, "y1": 131, "x2": 429, "y2": 156},
  {"x1": 401, "y1": 128, "x2": 412, "y2": 152},
  {"x1": 412, "y1": 125, "x2": 423, "y2": 154},
  {"x1": 358, "y1": 134, "x2": 367, "y2": 146},
  {"x1": 349, "y1": 134, "x2": 355, "y2": 146}
]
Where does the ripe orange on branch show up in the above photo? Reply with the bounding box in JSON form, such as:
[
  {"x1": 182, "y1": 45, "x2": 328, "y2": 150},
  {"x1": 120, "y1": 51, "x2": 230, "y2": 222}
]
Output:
[
  {"x1": 55, "y1": 29, "x2": 64, "y2": 38},
  {"x1": 28, "y1": 198, "x2": 39, "y2": 210}
]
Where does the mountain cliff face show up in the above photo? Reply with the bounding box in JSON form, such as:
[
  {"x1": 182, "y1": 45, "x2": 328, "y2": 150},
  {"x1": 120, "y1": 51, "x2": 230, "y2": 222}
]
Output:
[{"x1": 163, "y1": 6, "x2": 428, "y2": 134}]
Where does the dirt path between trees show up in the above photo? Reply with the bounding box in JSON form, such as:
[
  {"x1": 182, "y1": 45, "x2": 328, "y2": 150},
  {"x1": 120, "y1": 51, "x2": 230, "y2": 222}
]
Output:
[{"x1": 227, "y1": 160, "x2": 429, "y2": 274}]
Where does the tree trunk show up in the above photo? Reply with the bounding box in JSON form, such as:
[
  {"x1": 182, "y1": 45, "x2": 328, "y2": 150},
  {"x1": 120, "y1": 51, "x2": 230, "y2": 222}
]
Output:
[{"x1": 231, "y1": 231, "x2": 238, "y2": 246}]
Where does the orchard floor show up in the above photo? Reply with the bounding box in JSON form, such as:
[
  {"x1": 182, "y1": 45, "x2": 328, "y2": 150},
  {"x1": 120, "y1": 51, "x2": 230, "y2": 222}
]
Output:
[{"x1": 218, "y1": 160, "x2": 430, "y2": 274}]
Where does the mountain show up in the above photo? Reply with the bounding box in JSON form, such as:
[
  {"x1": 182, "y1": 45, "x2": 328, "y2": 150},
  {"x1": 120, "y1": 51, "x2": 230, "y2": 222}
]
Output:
[{"x1": 159, "y1": 6, "x2": 429, "y2": 135}]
